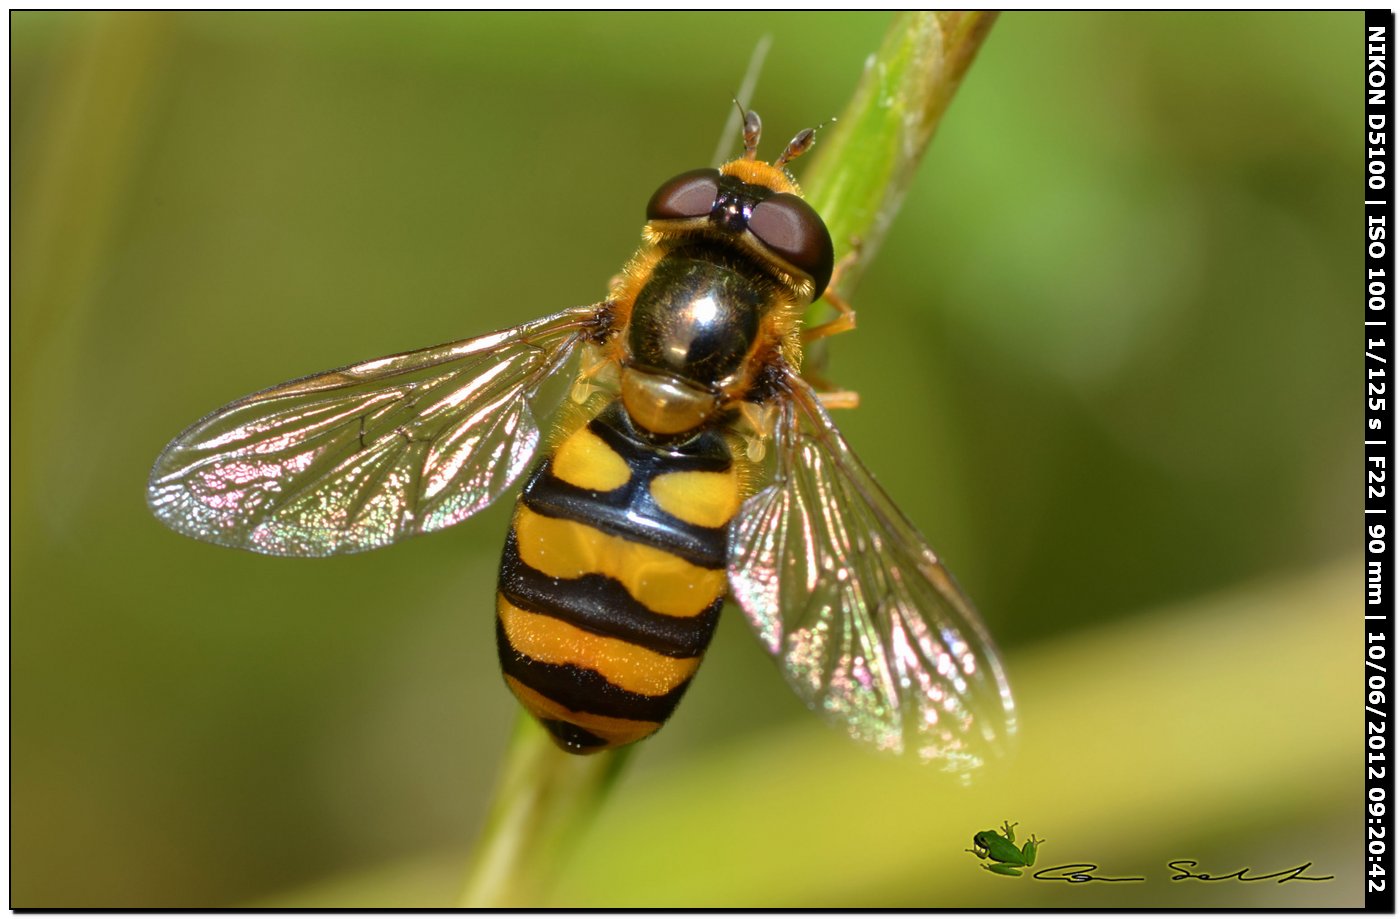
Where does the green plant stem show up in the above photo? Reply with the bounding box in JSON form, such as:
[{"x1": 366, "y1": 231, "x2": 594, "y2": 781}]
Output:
[
  {"x1": 459, "y1": 713, "x2": 632, "y2": 907},
  {"x1": 800, "y1": 11, "x2": 998, "y2": 364},
  {"x1": 458, "y1": 12, "x2": 998, "y2": 907}
]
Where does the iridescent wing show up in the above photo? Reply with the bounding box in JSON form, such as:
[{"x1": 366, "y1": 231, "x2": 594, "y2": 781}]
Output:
[
  {"x1": 148, "y1": 305, "x2": 603, "y2": 556},
  {"x1": 727, "y1": 372, "x2": 1016, "y2": 773}
]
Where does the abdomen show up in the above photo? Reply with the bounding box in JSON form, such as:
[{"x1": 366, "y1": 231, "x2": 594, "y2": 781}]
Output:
[{"x1": 496, "y1": 401, "x2": 741, "y2": 753}]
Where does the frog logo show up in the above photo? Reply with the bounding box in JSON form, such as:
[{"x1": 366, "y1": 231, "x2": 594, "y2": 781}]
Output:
[{"x1": 965, "y1": 821, "x2": 1044, "y2": 876}]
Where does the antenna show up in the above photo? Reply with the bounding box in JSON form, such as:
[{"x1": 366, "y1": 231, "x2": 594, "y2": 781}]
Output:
[{"x1": 710, "y1": 34, "x2": 773, "y2": 166}]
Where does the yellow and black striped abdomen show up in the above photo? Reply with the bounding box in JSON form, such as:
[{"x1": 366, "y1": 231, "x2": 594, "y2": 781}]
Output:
[{"x1": 496, "y1": 401, "x2": 741, "y2": 753}]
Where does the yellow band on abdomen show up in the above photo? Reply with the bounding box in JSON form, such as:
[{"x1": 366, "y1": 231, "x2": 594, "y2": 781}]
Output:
[
  {"x1": 550, "y1": 427, "x2": 632, "y2": 492},
  {"x1": 513, "y1": 506, "x2": 726, "y2": 617},
  {"x1": 498, "y1": 596, "x2": 701, "y2": 697},
  {"x1": 649, "y1": 469, "x2": 741, "y2": 528}
]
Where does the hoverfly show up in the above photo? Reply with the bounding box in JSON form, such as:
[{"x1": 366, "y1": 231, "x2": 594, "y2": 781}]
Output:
[{"x1": 148, "y1": 108, "x2": 1015, "y2": 771}]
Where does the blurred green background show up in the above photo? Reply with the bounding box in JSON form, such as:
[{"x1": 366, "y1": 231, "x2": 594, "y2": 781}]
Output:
[{"x1": 12, "y1": 11, "x2": 1362, "y2": 908}]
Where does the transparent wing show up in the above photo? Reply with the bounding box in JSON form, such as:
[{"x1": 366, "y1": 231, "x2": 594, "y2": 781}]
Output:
[
  {"x1": 727, "y1": 372, "x2": 1016, "y2": 773},
  {"x1": 148, "y1": 305, "x2": 602, "y2": 556}
]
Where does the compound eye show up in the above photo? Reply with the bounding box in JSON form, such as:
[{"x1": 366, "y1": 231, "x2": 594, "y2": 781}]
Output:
[
  {"x1": 747, "y1": 193, "x2": 836, "y2": 296},
  {"x1": 646, "y1": 168, "x2": 721, "y2": 221}
]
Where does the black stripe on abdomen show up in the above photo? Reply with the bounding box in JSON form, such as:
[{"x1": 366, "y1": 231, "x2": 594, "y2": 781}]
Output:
[
  {"x1": 495, "y1": 618, "x2": 692, "y2": 723},
  {"x1": 523, "y1": 470, "x2": 728, "y2": 570},
  {"x1": 498, "y1": 528, "x2": 722, "y2": 659}
]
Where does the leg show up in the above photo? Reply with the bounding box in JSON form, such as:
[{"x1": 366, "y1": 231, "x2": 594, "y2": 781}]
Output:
[
  {"x1": 799, "y1": 365, "x2": 860, "y2": 411},
  {"x1": 801, "y1": 246, "x2": 862, "y2": 343},
  {"x1": 801, "y1": 288, "x2": 856, "y2": 343},
  {"x1": 985, "y1": 864, "x2": 1025, "y2": 877},
  {"x1": 817, "y1": 389, "x2": 860, "y2": 411}
]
